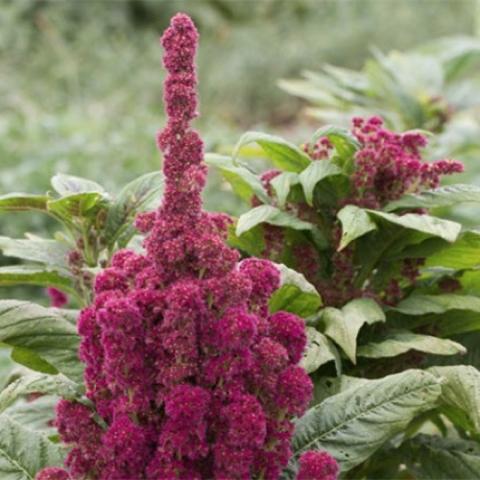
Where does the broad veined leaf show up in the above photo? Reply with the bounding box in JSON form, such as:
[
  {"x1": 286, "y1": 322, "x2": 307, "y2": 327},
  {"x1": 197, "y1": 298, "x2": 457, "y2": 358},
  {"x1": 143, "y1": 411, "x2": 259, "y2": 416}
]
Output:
[
  {"x1": 0, "y1": 194, "x2": 48, "y2": 212},
  {"x1": 309, "y1": 124, "x2": 361, "y2": 157},
  {"x1": 321, "y1": 298, "x2": 385, "y2": 363},
  {"x1": 0, "y1": 266, "x2": 73, "y2": 292},
  {"x1": 299, "y1": 160, "x2": 343, "y2": 206},
  {"x1": 205, "y1": 154, "x2": 269, "y2": 204},
  {"x1": 105, "y1": 171, "x2": 163, "y2": 245},
  {"x1": 312, "y1": 375, "x2": 370, "y2": 406},
  {"x1": 47, "y1": 191, "x2": 107, "y2": 222},
  {"x1": 301, "y1": 327, "x2": 341, "y2": 374},
  {"x1": 337, "y1": 205, "x2": 377, "y2": 250},
  {"x1": 367, "y1": 210, "x2": 461, "y2": 243},
  {"x1": 232, "y1": 131, "x2": 311, "y2": 172},
  {"x1": 402, "y1": 434, "x2": 480, "y2": 479},
  {"x1": 0, "y1": 373, "x2": 82, "y2": 413},
  {"x1": 5, "y1": 396, "x2": 58, "y2": 436},
  {"x1": 51, "y1": 173, "x2": 105, "y2": 195},
  {"x1": 0, "y1": 301, "x2": 82, "y2": 382},
  {"x1": 236, "y1": 205, "x2": 314, "y2": 237},
  {"x1": 291, "y1": 370, "x2": 442, "y2": 472},
  {"x1": 0, "y1": 237, "x2": 70, "y2": 271},
  {"x1": 0, "y1": 414, "x2": 65, "y2": 479},
  {"x1": 426, "y1": 231, "x2": 480, "y2": 269},
  {"x1": 385, "y1": 184, "x2": 480, "y2": 211},
  {"x1": 429, "y1": 365, "x2": 480, "y2": 432},
  {"x1": 268, "y1": 263, "x2": 322, "y2": 317},
  {"x1": 357, "y1": 331, "x2": 466, "y2": 359},
  {"x1": 393, "y1": 293, "x2": 480, "y2": 316},
  {"x1": 270, "y1": 172, "x2": 299, "y2": 207}
]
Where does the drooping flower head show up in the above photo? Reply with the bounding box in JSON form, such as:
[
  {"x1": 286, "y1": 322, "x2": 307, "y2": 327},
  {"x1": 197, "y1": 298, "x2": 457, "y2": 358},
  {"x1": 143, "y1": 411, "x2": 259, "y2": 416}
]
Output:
[{"x1": 37, "y1": 13, "x2": 326, "y2": 480}]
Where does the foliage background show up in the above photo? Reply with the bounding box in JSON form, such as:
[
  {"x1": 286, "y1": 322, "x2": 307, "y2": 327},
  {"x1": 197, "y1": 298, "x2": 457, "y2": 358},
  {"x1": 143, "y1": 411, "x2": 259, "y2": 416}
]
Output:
[{"x1": 0, "y1": 0, "x2": 478, "y2": 301}]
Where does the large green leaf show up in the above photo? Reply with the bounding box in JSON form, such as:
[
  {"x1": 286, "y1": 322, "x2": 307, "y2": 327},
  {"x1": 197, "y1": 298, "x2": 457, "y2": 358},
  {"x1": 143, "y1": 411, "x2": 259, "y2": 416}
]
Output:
[
  {"x1": 236, "y1": 205, "x2": 314, "y2": 237},
  {"x1": 393, "y1": 294, "x2": 480, "y2": 316},
  {"x1": 299, "y1": 160, "x2": 343, "y2": 206},
  {"x1": 51, "y1": 173, "x2": 105, "y2": 195},
  {"x1": 426, "y1": 231, "x2": 480, "y2": 269},
  {"x1": 321, "y1": 298, "x2": 385, "y2": 363},
  {"x1": 5, "y1": 396, "x2": 58, "y2": 436},
  {"x1": 0, "y1": 301, "x2": 82, "y2": 382},
  {"x1": 0, "y1": 414, "x2": 65, "y2": 479},
  {"x1": 291, "y1": 370, "x2": 442, "y2": 472},
  {"x1": 402, "y1": 435, "x2": 480, "y2": 479},
  {"x1": 233, "y1": 131, "x2": 311, "y2": 172},
  {"x1": 385, "y1": 184, "x2": 480, "y2": 211},
  {"x1": 0, "y1": 238, "x2": 70, "y2": 271},
  {"x1": 0, "y1": 373, "x2": 82, "y2": 413},
  {"x1": 268, "y1": 263, "x2": 322, "y2": 317},
  {"x1": 357, "y1": 331, "x2": 466, "y2": 359},
  {"x1": 0, "y1": 194, "x2": 48, "y2": 212},
  {"x1": 301, "y1": 327, "x2": 341, "y2": 374},
  {"x1": 105, "y1": 171, "x2": 163, "y2": 245},
  {"x1": 311, "y1": 375, "x2": 370, "y2": 406},
  {"x1": 337, "y1": 205, "x2": 377, "y2": 250},
  {"x1": 0, "y1": 266, "x2": 73, "y2": 292},
  {"x1": 429, "y1": 365, "x2": 480, "y2": 432}
]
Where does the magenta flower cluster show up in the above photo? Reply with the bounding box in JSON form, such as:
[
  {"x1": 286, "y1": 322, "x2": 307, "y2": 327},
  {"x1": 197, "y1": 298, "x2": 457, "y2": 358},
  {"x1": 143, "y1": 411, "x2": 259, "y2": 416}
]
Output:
[{"x1": 36, "y1": 13, "x2": 337, "y2": 480}]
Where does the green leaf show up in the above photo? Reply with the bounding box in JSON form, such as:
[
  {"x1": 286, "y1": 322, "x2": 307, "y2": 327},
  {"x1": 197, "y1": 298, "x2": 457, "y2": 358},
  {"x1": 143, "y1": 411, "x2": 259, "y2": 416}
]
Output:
[
  {"x1": 368, "y1": 210, "x2": 462, "y2": 243},
  {"x1": 0, "y1": 266, "x2": 72, "y2": 292},
  {"x1": 0, "y1": 414, "x2": 65, "y2": 479},
  {"x1": 0, "y1": 237, "x2": 70, "y2": 271},
  {"x1": 309, "y1": 125, "x2": 361, "y2": 157},
  {"x1": 429, "y1": 366, "x2": 480, "y2": 432},
  {"x1": 337, "y1": 205, "x2": 377, "y2": 250},
  {"x1": 394, "y1": 294, "x2": 480, "y2": 316},
  {"x1": 0, "y1": 301, "x2": 82, "y2": 382},
  {"x1": 51, "y1": 173, "x2": 105, "y2": 195},
  {"x1": 0, "y1": 194, "x2": 48, "y2": 212},
  {"x1": 321, "y1": 298, "x2": 385, "y2": 363},
  {"x1": 0, "y1": 373, "x2": 82, "y2": 413},
  {"x1": 268, "y1": 263, "x2": 322, "y2": 317},
  {"x1": 300, "y1": 327, "x2": 341, "y2": 374},
  {"x1": 47, "y1": 192, "x2": 106, "y2": 222},
  {"x1": 105, "y1": 171, "x2": 163, "y2": 245},
  {"x1": 312, "y1": 375, "x2": 370, "y2": 406},
  {"x1": 291, "y1": 370, "x2": 442, "y2": 472},
  {"x1": 402, "y1": 435, "x2": 480, "y2": 479},
  {"x1": 357, "y1": 331, "x2": 466, "y2": 359},
  {"x1": 205, "y1": 154, "x2": 269, "y2": 204},
  {"x1": 270, "y1": 172, "x2": 299, "y2": 207},
  {"x1": 299, "y1": 160, "x2": 342, "y2": 206},
  {"x1": 227, "y1": 224, "x2": 265, "y2": 257},
  {"x1": 426, "y1": 231, "x2": 480, "y2": 269},
  {"x1": 236, "y1": 205, "x2": 314, "y2": 237},
  {"x1": 5, "y1": 396, "x2": 57, "y2": 436},
  {"x1": 233, "y1": 131, "x2": 311, "y2": 172},
  {"x1": 385, "y1": 184, "x2": 480, "y2": 211},
  {"x1": 11, "y1": 347, "x2": 58, "y2": 375}
]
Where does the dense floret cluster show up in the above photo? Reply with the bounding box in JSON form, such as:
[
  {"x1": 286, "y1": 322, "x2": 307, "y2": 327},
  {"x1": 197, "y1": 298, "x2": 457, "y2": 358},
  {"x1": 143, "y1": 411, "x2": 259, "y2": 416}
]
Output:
[
  {"x1": 36, "y1": 13, "x2": 333, "y2": 480},
  {"x1": 297, "y1": 451, "x2": 339, "y2": 480}
]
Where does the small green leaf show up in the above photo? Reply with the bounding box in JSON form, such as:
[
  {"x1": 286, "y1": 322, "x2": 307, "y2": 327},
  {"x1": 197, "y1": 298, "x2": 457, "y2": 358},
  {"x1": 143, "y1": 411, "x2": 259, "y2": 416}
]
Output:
[
  {"x1": 0, "y1": 373, "x2": 82, "y2": 413},
  {"x1": 357, "y1": 331, "x2": 466, "y2": 359},
  {"x1": 270, "y1": 172, "x2": 299, "y2": 207},
  {"x1": 11, "y1": 347, "x2": 58, "y2": 375},
  {"x1": 0, "y1": 194, "x2": 48, "y2": 212},
  {"x1": 402, "y1": 435, "x2": 480, "y2": 479},
  {"x1": 233, "y1": 131, "x2": 311, "y2": 172},
  {"x1": 0, "y1": 414, "x2": 65, "y2": 479},
  {"x1": 51, "y1": 173, "x2": 106, "y2": 195},
  {"x1": 0, "y1": 266, "x2": 72, "y2": 292},
  {"x1": 236, "y1": 205, "x2": 314, "y2": 237},
  {"x1": 268, "y1": 263, "x2": 322, "y2": 317},
  {"x1": 337, "y1": 205, "x2": 377, "y2": 250},
  {"x1": 227, "y1": 224, "x2": 265, "y2": 257},
  {"x1": 429, "y1": 366, "x2": 480, "y2": 432},
  {"x1": 385, "y1": 184, "x2": 480, "y2": 211},
  {"x1": 47, "y1": 192, "x2": 106, "y2": 222},
  {"x1": 205, "y1": 154, "x2": 269, "y2": 204},
  {"x1": 394, "y1": 294, "x2": 480, "y2": 316},
  {"x1": 299, "y1": 160, "x2": 343, "y2": 206},
  {"x1": 291, "y1": 370, "x2": 442, "y2": 472},
  {"x1": 321, "y1": 298, "x2": 385, "y2": 363},
  {"x1": 309, "y1": 125, "x2": 361, "y2": 157},
  {"x1": 301, "y1": 327, "x2": 341, "y2": 374}
]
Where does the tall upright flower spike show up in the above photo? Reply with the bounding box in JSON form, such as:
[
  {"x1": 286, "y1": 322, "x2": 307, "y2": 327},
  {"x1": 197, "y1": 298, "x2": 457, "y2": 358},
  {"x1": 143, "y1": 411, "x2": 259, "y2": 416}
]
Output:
[{"x1": 37, "y1": 13, "x2": 326, "y2": 480}]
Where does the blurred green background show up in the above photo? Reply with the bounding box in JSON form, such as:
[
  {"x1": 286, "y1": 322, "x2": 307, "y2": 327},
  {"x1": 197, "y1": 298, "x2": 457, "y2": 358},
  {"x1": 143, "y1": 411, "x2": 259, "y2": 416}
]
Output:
[{"x1": 0, "y1": 0, "x2": 479, "y2": 302}]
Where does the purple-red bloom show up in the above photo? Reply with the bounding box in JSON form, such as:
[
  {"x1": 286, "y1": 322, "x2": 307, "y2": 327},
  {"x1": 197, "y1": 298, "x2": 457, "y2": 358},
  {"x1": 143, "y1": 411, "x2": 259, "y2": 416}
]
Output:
[
  {"x1": 46, "y1": 287, "x2": 68, "y2": 308},
  {"x1": 35, "y1": 468, "x2": 71, "y2": 480},
  {"x1": 297, "y1": 450, "x2": 339, "y2": 480},
  {"x1": 38, "y1": 13, "x2": 313, "y2": 480}
]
